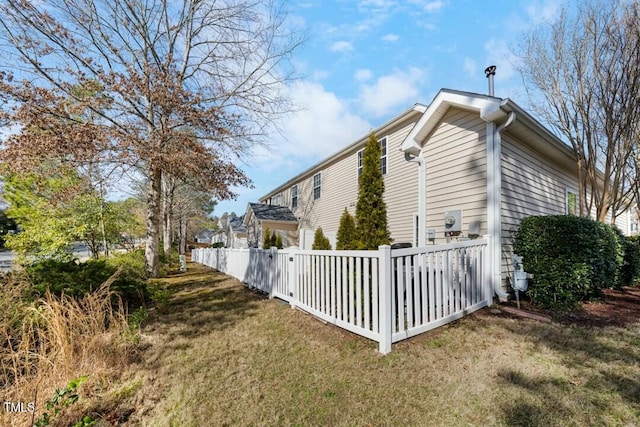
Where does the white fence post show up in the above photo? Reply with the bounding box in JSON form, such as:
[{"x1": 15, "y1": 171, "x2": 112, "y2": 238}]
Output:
[
  {"x1": 378, "y1": 245, "x2": 392, "y2": 354},
  {"x1": 268, "y1": 247, "x2": 277, "y2": 299},
  {"x1": 288, "y1": 248, "x2": 298, "y2": 309},
  {"x1": 483, "y1": 234, "x2": 493, "y2": 306}
]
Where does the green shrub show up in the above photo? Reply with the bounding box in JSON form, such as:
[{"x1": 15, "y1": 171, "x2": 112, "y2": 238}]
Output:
[
  {"x1": 514, "y1": 215, "x2": 622, "y2": 309},
  {"x1": 312, "y1": 227, "x2": 332, "y2": 250},
  {"x1": 159, "y1": 248, "x2": 179, "y2": 268},
  {"x1": 617, "y1": 233, "x2": 640, "y2": 287},
  {"x1": 26, "y1": 250, "x2": 148, "y2": 308},
  {"x1": 262, "y1": 227, "x2": 272, "y2": 249},
  {"x1": 336, "y1": 208, "x2": 357, "y2": 250}
]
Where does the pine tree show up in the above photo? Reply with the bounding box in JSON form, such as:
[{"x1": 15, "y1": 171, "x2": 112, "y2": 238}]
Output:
[
  {"x1": 336, "y1": 208, "x2": 357, "y2": 250},
  {"x1": 355, "y1": 132, "x2": 391, "y2": 249},
  {"x1": 262, "y1": 226, "x2": 272, "y2": 249},
  {"x1": 312, "y1": 227, "x2": 332, "y2": 250}
]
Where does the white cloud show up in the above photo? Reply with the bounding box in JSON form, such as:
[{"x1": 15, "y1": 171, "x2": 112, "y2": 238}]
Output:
[
  {"x1": 526, "y1": 0, "x2": 560, "y2": 24},
  {"x1": 358, "y1": 68, "x2": 426, "y2": 117},
  {"x1": 358, "y1": 0, "x2": 397, "y2": 11},
  {"x1": 423, "y1": 1, "x2": 446, "y2": 13},
  {"x1": 408, "y1": 0, "x2": 446, "y2": 13},
  {"x1": 463, "y1": 57, "x2": 477, "y2": 78},
  {"x1": 254, "y1": 81, "x2": 371, "y2": 171},
  {"x1": 312, "y1": 70, "x2": 330, "y2": 81},
  {"x1": 355, "y1": 69, "x2": 373, "y2": 81},
  {"x1": 382, "y1": 33, "x2": 399, "y2": 42},
  {"x1": 330, "y1": 40, "x2": 355, "y2": 53}
]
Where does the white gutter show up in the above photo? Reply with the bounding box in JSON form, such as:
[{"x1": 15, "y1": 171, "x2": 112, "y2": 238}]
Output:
[
  {"x1": 404, "y1": 152, "x2": 426, "y2": 246},
  {"x1": 487, "y1": 111, "x2": 516, "y2": 300}
]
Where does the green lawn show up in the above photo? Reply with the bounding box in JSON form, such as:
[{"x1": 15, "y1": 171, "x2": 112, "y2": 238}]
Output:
[{"x1": 122, "y1": 263, "x2": 640, "y2": 426}]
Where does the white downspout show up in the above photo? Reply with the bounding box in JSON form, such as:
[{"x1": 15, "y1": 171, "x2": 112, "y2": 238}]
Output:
[
  {"x1": 405, "y1": 152, "x2": 426, "y2": 246},
  {"x1": 488, "y1": 111, "x2": 516, "y2": 300}
]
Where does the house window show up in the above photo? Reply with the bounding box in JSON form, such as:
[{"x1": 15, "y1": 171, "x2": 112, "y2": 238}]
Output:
[
  {"x1": 380, "y1": 137, "x2": 387, "y2": 175},
  {"x1": 291, "y1": 185, "x2": 298, "y2": 209},
  {"x1": 313, "y1": 173, "x2": 321, "y2": 200},
  {"x1": 566, "y1": 189, "x2": 577, "y2": 215},
  {"x1": 357, "y1": 136, "x2": 388, "y2": 176},
  {"x1": 272, "y1": 194, "x2": 281, "y2": 206}
]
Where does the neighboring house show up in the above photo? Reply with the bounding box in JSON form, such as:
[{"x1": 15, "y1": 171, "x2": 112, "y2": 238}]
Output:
[
  {"x1": 259, "y1": 88, "x2": 634, "y2": 293},
  {"x1": 211, "y1": 229, "x2": 227, "y2": 247},
  {"x1": 226, "y1": 215, "x2": 248, "y2": 248},
  {"x1": 194, "y1": 229, "x2": 215, "y2": 244},
  {"x1": 243, "y1": 203, "x2": 298, "y2": 248}
]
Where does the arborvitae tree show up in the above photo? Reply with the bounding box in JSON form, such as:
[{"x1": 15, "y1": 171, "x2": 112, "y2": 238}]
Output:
[
  {"x1": 355, "y1": 133, "x2": 392, "y2": 249},
  {"x1": 336, "y1": 208, "x2": 357, "y2": 250},
  {"x1": 275, "y1": 233, "x2": 283, "y2": 249},
  {"x1": 312, "y1": 227, "x2": 332, "y2": 250},
  {"x1": 262, "y1": 227, "x2": 272, "y2": 249},
  {"x1": 270, "y1": 231, "x2": 277, "y2": 248}
]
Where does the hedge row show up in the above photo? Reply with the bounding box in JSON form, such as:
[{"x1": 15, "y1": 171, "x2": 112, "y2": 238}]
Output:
[
  {"x1": 514, "y1": 215, "x2": 640, "y2": 309},
  {"x1": 25, "y1": 249, "x2": 150, "y2": 308}
]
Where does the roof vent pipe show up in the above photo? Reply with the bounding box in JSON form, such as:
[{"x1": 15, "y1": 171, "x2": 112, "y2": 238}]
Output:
[{"x1": 484, "y1": 65, "x2": 496, "y2": 97}]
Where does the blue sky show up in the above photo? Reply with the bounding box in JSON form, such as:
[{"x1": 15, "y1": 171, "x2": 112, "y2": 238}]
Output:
[{"x1": 213, "y1": 0, "x2": 560, "y2": 217}]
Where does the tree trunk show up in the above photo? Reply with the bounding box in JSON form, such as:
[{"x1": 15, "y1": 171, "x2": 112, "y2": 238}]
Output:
[
  {"x1": 99, "y1": 192, "x2": 109, "y2": 258},
  {"x1": 179, "y1": 214, "x2": 187, "y2": 256},
  {"x1": 162, "y1": 174, "x2": 173, "y2": 256},
  {"x1": 145, "y1": 167, "x2": 162, "y2": 277}
]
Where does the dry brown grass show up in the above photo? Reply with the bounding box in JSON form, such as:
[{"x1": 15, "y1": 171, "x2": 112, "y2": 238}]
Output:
[
  {"x1": 123, "y1": 264, "x2": 640, "y2": 427},
  {"x1": 0, "y1": 268, "x2": 135, "y2": 427}
]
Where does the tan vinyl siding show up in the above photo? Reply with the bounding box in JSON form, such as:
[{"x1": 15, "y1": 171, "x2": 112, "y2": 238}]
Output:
[
  {"x1": 383, "y1": 125, "x2": 419, "y2": 244},
  {"x1": 500, "y1": 134, "x2": 580, "y2": 285},
  {"x1": 262, "y1": 118, "x2": 421, "y2": 244},
  {"x1": 423, "y1": 108, "x2": 487, "y2": 244},
  {"x1": 614, "y1": 210, "x2": 631, "y2": 234},
  {"x1": 501, "y1": 134, "x2": 579, "y2": 231}
]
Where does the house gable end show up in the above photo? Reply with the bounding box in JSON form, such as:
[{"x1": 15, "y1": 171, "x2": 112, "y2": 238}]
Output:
[{"x1": 401, "y1": 90, "x2": 505, "y2": 155}]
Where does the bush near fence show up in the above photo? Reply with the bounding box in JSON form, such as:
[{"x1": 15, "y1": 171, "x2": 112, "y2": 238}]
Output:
[
  {"x1": 616, "y1": 232, "x2": 640, "y2": 287},
  {"x1": 514, "y1": 215, "x2": 640, "y2": 309}
]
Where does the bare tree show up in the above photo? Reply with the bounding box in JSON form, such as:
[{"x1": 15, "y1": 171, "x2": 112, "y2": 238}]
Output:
[
  {"x1": 0, "y1": 0, "x2": 302, "y2": 276},
  {"x1": 514, "y1": 0, "x2": 640, "y2": 223}
]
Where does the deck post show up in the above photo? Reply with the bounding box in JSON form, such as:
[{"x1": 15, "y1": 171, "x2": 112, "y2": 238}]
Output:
[{"x1": 378, "y1": 245, "x2": 393, "y2": 354}]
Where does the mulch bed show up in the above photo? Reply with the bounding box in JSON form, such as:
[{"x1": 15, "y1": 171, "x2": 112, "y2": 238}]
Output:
[{"x1": 500, "y1": 286, "x2": 640, "y2": 327}]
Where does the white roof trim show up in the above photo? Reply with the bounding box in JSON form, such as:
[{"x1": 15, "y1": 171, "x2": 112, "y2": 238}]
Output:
[{"x1": 400, "y1": 90, "x2": 505, "y2": 155}]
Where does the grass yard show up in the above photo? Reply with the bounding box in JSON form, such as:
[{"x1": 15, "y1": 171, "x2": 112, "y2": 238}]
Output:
[{"x1": 116, "y1": 263, "x2": 640, "y2": 426}]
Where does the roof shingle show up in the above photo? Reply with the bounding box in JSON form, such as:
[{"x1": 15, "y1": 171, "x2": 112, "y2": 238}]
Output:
[{"x1": 248, "y1": 203, "x2": 297, "y2": 223}]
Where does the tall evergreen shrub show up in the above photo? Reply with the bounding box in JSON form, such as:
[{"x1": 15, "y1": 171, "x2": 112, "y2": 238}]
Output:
[
  {"x1": 336, "y1": 208, "x2": 357, "y2": 250},
  {"x1": 355, "y1": 133, "x2": 391, "y2": 249},
  {"x1": 312, "y1": 227, "x2": 331, "y2": 250},
  {"x1": 262, "y1": 227, "x2": 272, "y2": 249}
]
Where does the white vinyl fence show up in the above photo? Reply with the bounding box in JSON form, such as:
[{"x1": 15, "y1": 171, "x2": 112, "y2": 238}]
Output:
[{"x1": 192, "y1": 239, "x2": 491, "y2": 354}]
